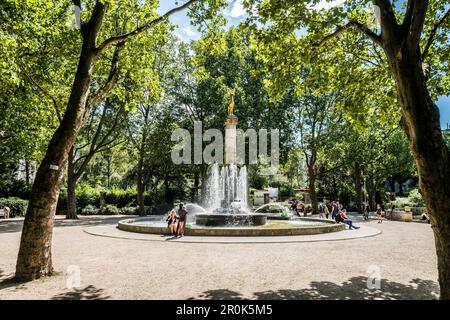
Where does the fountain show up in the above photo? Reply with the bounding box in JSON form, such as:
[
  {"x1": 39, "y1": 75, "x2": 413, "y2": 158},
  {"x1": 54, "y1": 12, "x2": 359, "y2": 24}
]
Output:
[
  {"x1": 195, "y1": 93, "x2": 266, "y2": 226},
  {"x1": 117, "y1": 92, "x2": 345, "y2": 236}
]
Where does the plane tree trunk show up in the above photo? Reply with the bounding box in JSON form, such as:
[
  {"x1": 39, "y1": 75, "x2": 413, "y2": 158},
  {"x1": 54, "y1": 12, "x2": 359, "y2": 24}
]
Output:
[{"x1": 15, "y1": 3, "x2": 107, "y2": 281}]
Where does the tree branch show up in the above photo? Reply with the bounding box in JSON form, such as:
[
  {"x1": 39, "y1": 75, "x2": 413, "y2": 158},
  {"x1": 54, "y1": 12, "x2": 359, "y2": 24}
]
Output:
[
  {"x1": 96, "y1": 0, "x2": 197, "y2": 54},
  {"x1": 313, "y1": 21, "x2": 382, "y2": 49},
  {"x1": 93, "y1": 108, "x2": 125, "y2": 153},
  {"x1": 406, "y1": 0, "x2": 429, "y2": 47},
  {"x1": 85, "y1": 41, "x2": 124, "y2": 121},
  {"x1": 422, "y1": 8, "x2": 450, "y2": 60},
  {"x1": 21, "y1": 69, "x2": 62, "y2": 122}
]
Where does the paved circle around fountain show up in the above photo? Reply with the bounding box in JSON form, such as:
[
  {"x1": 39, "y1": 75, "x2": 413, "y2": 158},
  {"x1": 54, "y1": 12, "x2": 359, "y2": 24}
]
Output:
[{"x1": 84, "y1": 219, "x2": 381, "y2": 243}]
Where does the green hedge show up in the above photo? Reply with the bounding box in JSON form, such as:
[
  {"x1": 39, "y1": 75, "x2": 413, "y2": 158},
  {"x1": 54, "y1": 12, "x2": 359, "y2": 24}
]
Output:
[
  {"x1": 0, "y1": 197, "x2": 28, "y2": 217},
  {"x1": 79, "y1": 205, "x2": 148, "y2": 216},
  {"x1": 411, "y1": 207, "x2": 427, "y2": 216},
  {"x1": 57, "y1": 186, "x2": 154, "y2": 214}
]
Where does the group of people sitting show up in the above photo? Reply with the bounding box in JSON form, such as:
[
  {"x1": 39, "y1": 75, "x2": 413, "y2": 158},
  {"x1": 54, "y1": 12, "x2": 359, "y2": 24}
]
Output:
[
  {"x1": 290, "y1": 200, "x2": 359, "y2": 230},
  {"x1": 290, "y1": 200, "x2": 312, "y2": 216},
  {"x1": 166, "y1": 203, "x2": 189, "y2": 237}
]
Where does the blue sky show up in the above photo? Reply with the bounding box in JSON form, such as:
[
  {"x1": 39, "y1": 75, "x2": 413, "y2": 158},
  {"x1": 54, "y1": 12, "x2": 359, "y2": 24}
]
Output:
[{"x1": 156, "y1": 0, "x2": 450, "y2": 128}]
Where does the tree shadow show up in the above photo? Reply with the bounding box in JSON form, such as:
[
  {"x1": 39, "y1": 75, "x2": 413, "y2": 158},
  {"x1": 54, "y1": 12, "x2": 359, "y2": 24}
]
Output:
[
  {"x1": 51, "y1": 285, "x2": 110, "y2": 300},
  {"x1": 0, "y1": 276, "x2": 29, "y2": 291},
  {"x1": 188, "y1": 289, "x2": 243, "y2": 300},
  {"x1": 0, "y1": 216, "x2": 132, "y2": 234},
  {"x1": 191, "y1": 277, "x2": 439, "y2": 300}
]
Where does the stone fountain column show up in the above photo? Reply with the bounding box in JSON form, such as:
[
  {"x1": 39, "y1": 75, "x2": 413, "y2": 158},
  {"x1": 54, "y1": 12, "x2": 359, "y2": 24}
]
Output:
[{"x1": 224, "y1": 114, "x2": 238, "y2": 164}]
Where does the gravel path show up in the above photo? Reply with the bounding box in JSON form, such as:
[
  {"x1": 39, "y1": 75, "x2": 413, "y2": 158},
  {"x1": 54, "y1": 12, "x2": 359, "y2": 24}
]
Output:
[{"x1": 0, "y1": 216, "x2": 439, "y2": 300}]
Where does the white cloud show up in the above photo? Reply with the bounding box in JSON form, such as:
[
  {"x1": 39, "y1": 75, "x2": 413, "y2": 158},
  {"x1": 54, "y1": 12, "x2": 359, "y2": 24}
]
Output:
[
  {"x1": 226, "y1": 0, "x2": 246, "y2": 18},
  {"x1": 182, "y1": 26, "x2": 198, "y2": 37},
  {"x1": 308, "y1": 0, "x2": 347, "y2": 11}
]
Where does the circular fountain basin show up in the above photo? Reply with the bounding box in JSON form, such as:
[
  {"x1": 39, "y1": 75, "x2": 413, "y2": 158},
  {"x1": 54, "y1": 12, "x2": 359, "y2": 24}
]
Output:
[
  {"x1": 195, "y1": 213, "x2": 266, "y2": 226},
  {"x1": 117, "y1": 216, "x2": 345, "y2": 236}
]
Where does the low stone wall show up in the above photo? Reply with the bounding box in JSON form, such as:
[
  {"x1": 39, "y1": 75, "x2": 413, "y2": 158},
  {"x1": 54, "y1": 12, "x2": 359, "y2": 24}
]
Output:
[
  {"x1": 117, "y1": 218, "x2": 345, "y2": 237},
  {"x1": 391, "y1": 210, "x2": 413, "y2": 222}
]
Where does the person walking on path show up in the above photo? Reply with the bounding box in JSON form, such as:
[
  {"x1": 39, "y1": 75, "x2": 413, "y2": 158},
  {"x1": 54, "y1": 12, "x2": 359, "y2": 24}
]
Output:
[
  {"x1": 376, "y1": 204, "x2": 383, "y2": 224},
  {"x1": 319, "y1": 203, "x2": 325, "y2": 219},
  {"x1": 331, "y1": 201, "x2": 339, "y2": 220}
]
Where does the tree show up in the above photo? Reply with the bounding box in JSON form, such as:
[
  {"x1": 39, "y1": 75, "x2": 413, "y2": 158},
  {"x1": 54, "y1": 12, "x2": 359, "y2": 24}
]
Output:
[
  {"x1": 293, "y1": 89, "x2": 342, "y2": 214},
  {"x1": 66, "y1": 96, "x2": 127, "y2": 219},
  {"x1": 7, "y1": 0, "x2": 223, "y2": 281},
  {"x1": 246, "y1": 0, "x2": 450, "y2": 298}
]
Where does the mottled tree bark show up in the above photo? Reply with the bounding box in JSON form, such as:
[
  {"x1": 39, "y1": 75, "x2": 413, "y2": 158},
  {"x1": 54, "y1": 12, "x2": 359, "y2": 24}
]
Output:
[
  {"x1": 354, "y1": 162, "x2": 363, "y2": 214},
  {"x1": 66, "y1": 147, "x2": 78, "y2": 219},
  {"x1": 305, "y1": 150, "x2": 319, "y2": 215},
  {"x1": 136, "y1": 148, "x2": 146, "y2": 216}
]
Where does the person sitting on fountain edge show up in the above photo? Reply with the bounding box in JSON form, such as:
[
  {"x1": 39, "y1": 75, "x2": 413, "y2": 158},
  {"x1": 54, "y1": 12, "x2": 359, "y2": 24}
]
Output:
[
  {"x1": 176, "y1": 203, "x2": 188, "y2": 237},
  {"x1": 337, "y1": 209, "x2": 360, "y2": 230},
  {"x1": 166, "y1": 209, "x2": 178, "y2": 235}
]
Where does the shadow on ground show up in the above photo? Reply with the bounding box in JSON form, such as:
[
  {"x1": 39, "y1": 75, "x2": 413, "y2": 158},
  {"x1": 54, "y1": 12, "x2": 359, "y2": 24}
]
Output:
[
  {"x1": 52, "y1": 285, "x2": 110, "y2": 300},
  {"x1": 0, "y1": 216, "x2": 134, "y2": 234},
  {"x1": 0, "y1": 277, "x2": 29, "y2": 291},
  {"x1": 189, "y1": 277, "x2": 439, "y2": 300},
  {"x1": 188, "y1": 289, "x2": 244, "y2": 300},
  {"x1": 0, "y1": 274, "x2": 109, "y2": 300}
]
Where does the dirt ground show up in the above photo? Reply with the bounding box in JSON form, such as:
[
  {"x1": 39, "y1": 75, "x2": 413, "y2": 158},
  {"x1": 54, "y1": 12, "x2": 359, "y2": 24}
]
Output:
[{"x1": 0, "y1": 215, "x2": 439, "y2": 300}]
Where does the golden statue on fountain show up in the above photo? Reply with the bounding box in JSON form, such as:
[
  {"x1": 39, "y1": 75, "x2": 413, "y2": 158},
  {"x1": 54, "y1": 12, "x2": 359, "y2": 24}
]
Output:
[
  {"x1": 227, "y1": 90, "x2": 235, "y2": 116},
  {"x1": 224, "y1": 89, "x2": 238, "y2": 128}
]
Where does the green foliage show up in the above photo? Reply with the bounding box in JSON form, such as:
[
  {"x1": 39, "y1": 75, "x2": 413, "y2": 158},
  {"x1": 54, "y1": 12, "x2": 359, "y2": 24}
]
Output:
[
  {"x1": 75, "y1": 184, "x2": 102, "y2": 208},
  {"x1": 120, "y1": 206, "x2": 138, "y2": 215},
  {"x1": 80, "y1": 205, "x2": 100, "y2": 215},
  {"x1": 444, "y1": 131, "x2": 450, "y2": 150},
  {"x1": 245, "y1": 0, "x2": 449, "y2": 127},
  {"x1": 408, "y1": 188, "x2": 424, "y2": 207},
  {"x1": 279, "y1": 185, "x2": 295, "y2": 197},
  {"x1": 80, "y1": 204, "x2": 138, "y2": 215},
  {"x1": 100, "y1": 204, "x2": 120, "y2": 215},
  {"x1": 0, "y1": 197, "x2": 28, "y2": 217},
  {"x1": 0, "y1": 170, "x2": 30, "y2": 199},
  {"x1": 57, "y1": 185, "x2": 142, "y2": 214},
  {"x1": 104, "y1": 186, "x2": 137, "y2": 208}
]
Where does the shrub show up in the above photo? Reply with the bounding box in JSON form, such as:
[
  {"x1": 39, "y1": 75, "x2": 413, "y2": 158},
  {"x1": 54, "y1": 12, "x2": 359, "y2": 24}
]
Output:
[
  {"x1": 80, "y1": 205, "x2": 99, "y2": 215},
  {"x1": 392, "y1": 197, "x2": 414, "y2": 208},
  {"x1": 101, "y1": 204, "x2": 119, "y2": 215},
  {"x1": 279, "y1": 185, "x2": 295, "y2": 197},
  {"x1": 120, "y1": 206, "x2": 138, "y2": 215},
  {"x1": 76, "y1": 184, "x2": 101, "y2": 208},
  {"x1": 411, "y1": 207, "x2": 426, "y2": 216},
  {"x1": 104, "y1": 187, "x2": 137, "y2": 208},
  {"x1": 408, "y1": 188, "x2": 424, "y2": 207},
  {"x1": 57, "y1": 186, "x2": 144, "y2": 214},
  {"x1": 0, "y1": 197, "x2": 28, "y2": 217}
]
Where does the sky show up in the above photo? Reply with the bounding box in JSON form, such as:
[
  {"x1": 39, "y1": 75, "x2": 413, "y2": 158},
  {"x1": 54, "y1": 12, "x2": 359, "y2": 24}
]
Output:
[{"x1": 156, "y1": 0, "x2": 450, "y2": 128}]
